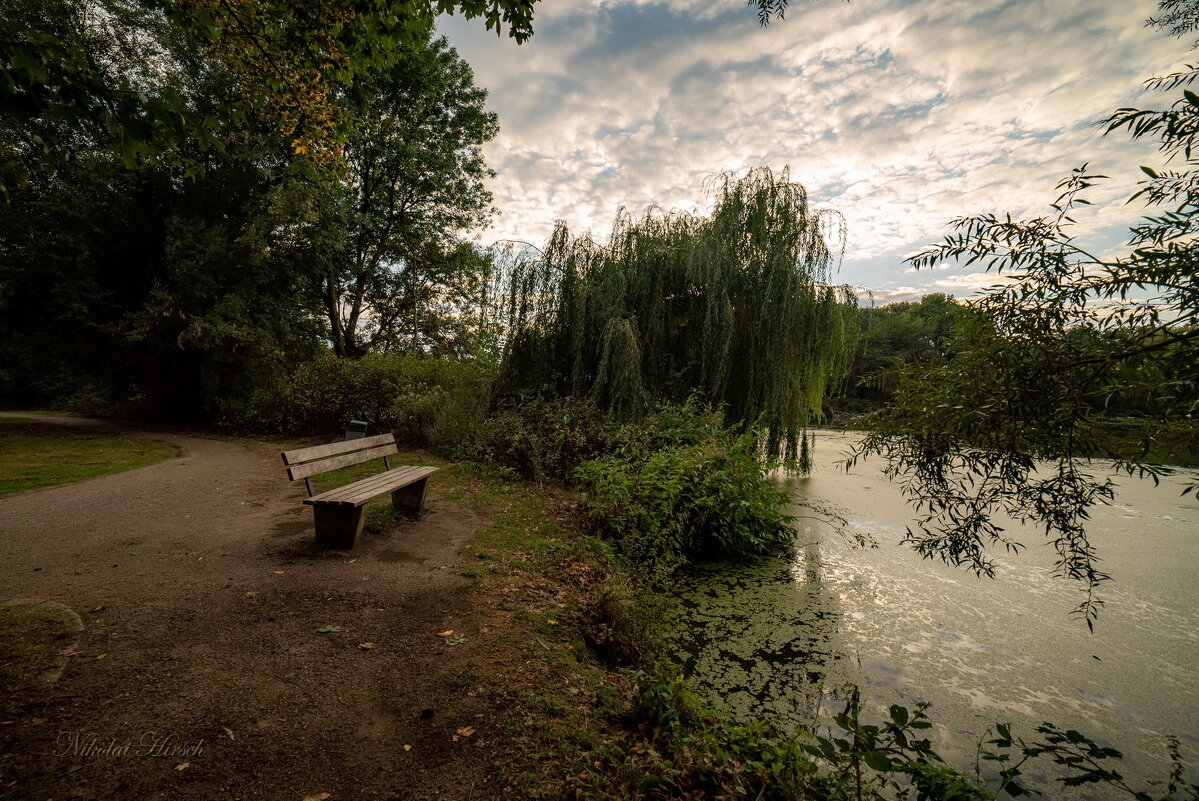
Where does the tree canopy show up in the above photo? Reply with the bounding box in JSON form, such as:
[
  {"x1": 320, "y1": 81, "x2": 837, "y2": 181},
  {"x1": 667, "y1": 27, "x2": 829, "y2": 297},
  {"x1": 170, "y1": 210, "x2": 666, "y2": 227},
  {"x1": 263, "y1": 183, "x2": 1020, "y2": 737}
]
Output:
[
  {"x1": 0, "y1": 0, "x2": 534, "y2": 183},
  {"x1": 1, "y1": 0, "x2": 792, "y2": 183},
  {"x1": 495, "y1": 168, "x2": 859, "y2": 466},
  {"x1": 0, "y1": 3, "x2": 499, "y2": 420},
  {"x1": 268, "y1": 34, "x2": 498, "y2": 358}
]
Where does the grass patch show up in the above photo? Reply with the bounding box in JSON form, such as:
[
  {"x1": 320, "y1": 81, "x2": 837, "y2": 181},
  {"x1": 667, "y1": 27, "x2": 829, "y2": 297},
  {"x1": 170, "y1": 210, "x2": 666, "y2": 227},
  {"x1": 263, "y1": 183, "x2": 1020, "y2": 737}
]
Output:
[
  {"x1": 0, "y1": 420, "x2": 173, "y2": 496},
  {"x1": 0, "y1": 605, "x2": 74, "y2": 696}
]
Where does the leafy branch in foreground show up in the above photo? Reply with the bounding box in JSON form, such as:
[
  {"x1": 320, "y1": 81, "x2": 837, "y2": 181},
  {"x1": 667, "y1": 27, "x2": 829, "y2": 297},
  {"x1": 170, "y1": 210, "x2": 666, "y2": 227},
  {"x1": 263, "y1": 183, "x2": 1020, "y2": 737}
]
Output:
[
  {"x1": 982, "y1": 721, "x2": 1198, "y2": 800},
  {"x1": 848, "y1": 1, "x2": 1199, "y2": 626},
  {"x1": 576, "y1": 676, "x2": 1198, "y2": 800}
]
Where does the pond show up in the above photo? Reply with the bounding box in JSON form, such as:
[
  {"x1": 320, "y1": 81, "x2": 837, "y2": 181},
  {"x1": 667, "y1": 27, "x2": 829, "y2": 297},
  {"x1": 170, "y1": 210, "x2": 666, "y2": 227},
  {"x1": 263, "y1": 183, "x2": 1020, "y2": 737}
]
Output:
[{"x1": 664, "y1": 430, "x2": 1199, "y2": 795}]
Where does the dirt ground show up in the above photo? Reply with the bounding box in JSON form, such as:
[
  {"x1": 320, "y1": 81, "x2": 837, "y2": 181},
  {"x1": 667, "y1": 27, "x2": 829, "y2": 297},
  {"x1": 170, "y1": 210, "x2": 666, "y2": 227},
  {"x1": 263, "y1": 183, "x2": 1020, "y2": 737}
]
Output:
[{"x1": 0, "y1": 416, "x2": 537, "y2": 801}]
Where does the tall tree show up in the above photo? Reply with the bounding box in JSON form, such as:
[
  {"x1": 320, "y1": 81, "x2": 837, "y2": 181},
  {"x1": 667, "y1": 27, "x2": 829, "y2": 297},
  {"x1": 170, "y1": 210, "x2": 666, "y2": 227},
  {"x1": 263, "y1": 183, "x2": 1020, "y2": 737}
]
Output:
[
  {"x1": 271, "y1": 33, "x2": 498, "y2": 358},
  {"x1": 0, "y1": 0, "x2": 324, "y2": 418},
  {"x1": 850, "y1": 0, "x2": 1199, "y2": 626},
  {"x1": 495, "y1": 168, "x2": 859, "y2": 465}
]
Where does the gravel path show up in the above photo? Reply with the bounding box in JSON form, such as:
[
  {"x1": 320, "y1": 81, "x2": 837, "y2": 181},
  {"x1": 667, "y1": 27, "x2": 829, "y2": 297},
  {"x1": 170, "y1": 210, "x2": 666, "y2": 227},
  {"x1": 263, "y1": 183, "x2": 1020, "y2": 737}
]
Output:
[{"x1": 0, "y1": 418, "x2": 505, "y2": 800}]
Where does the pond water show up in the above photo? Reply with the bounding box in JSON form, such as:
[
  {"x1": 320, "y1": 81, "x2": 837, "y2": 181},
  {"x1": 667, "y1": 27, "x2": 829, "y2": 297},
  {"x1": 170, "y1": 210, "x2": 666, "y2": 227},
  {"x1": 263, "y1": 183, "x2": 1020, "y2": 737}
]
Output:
[{"x1": 664, "y1": 430, "x2": 1199, "y2": 794}]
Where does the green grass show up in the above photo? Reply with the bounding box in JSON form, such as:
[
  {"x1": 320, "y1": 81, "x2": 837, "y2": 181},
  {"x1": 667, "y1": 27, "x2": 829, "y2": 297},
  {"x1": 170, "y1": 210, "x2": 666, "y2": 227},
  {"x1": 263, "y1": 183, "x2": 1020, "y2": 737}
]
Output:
[
  {"x1": 0, "y1": 409, "x2": 66, "y2": 416},
  {"x1": 0, "y1": 605, "x2": 73, "y2": 695},
  {"x1": 0, "y1": 420, "x2": 174, "y2": 496}
]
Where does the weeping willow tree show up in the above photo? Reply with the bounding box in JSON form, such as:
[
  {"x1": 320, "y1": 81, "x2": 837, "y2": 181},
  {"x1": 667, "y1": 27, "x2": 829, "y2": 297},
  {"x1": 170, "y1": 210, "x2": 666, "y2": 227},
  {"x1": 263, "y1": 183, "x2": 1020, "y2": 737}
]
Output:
[{"x1": 494, "y1": 168, "x2": 858, "y2": 465}]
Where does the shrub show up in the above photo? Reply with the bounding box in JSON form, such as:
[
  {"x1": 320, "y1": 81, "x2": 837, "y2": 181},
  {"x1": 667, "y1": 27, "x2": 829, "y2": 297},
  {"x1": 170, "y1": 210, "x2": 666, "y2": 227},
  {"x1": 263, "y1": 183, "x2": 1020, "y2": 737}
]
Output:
[
  {"x1": 221, "y1": 351, "x2": 495, "y2": 447},
  {"x1": 573, "y1": 673, "x2": 819, "y2": 801},
  {"x1": 459, "y1": 396, "x2": 733, "y2": 484},
  {"x1": 574, "y1": 431, "x2": 794, "y2": 582},
  {"x1": 456, "y1": 397, "x2": 622, "y2": 482},
  {"x1": 575, "y1": 675, "x2": 993, "y2": 801}
]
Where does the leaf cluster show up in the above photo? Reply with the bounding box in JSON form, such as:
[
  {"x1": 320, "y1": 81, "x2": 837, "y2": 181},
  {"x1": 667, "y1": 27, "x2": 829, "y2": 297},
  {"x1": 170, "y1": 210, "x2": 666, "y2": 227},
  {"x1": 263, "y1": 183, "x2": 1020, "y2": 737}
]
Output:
[{"x1": 574, "y1": 423, "x2": 794, "y2": 582}]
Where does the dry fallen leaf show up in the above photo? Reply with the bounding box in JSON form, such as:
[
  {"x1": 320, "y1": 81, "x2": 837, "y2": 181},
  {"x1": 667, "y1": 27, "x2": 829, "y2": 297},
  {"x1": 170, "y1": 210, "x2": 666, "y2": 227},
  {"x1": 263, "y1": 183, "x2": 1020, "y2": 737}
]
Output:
[
  {"x1": 302, "y1": 793, "x2": 331, "y2": 801},
  {"x1": 95, "y1": 653, "x2": 107, "y2": 660},
  {"x1": 273, "y1": 571, "x2": 285, "y2": 575},
  {"x1": 456, "y1": 726, "x2": 475, "y2": 737},
  {"x1": 175, "y1": 762, "x2": 189, "y2": 771},
  {"x1": 358, "y1": 642, "x2": 375, "y2": 651},
  {"x1": 436, "y1": 630, "x2": 454, "y2": 637}
]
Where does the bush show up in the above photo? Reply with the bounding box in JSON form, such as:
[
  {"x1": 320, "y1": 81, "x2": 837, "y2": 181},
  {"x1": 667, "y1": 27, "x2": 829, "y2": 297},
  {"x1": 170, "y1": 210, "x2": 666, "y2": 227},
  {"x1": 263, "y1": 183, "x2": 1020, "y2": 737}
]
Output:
[
  {"x1": 459, "y1": 396, "x2": 732, "y2": 484},
  {"x1": 457, "y1": 397, "x2": 619, "y2": 482},
  {"x1": 574, "y1": 430, "x2": 794, "y2": 582},
  {"x1": 574, "y1": 673, "x2": 819, "y2": 801},
  {"x1": 221, "y1": 351, "x2": 495, "y2": 448}
]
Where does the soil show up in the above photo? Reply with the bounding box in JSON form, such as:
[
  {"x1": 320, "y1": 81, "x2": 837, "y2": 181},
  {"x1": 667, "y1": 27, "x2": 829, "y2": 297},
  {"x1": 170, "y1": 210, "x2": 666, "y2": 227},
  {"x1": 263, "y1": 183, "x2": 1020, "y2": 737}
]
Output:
[{"x1": 0, "y1": 416, "x2": 536, "y2": 801}]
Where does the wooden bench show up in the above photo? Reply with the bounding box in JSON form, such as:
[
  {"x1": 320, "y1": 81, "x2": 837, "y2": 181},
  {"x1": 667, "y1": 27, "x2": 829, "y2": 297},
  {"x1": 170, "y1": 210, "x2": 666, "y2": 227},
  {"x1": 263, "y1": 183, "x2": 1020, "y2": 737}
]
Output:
[{"x1": 281, "y1": 433, "x2": 437, "y2": 548}]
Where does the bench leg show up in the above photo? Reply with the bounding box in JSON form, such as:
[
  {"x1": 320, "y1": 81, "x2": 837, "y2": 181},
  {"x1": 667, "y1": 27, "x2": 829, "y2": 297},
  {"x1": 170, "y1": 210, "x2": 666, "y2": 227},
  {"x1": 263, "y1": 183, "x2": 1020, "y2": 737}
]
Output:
[
  {"x1": 312, "y1": 504, "x2": 366, "y2": 549},
  {"x1": 392, "y1": 477, "x2": 429, "y2": 518}
]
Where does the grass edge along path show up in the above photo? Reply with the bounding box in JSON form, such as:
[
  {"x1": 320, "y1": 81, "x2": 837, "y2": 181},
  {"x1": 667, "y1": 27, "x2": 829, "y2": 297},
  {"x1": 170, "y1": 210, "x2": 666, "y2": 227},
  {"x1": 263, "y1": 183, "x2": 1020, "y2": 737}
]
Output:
[{"x1": 0, "y1": 419, "x2": 174, "y2": 497}]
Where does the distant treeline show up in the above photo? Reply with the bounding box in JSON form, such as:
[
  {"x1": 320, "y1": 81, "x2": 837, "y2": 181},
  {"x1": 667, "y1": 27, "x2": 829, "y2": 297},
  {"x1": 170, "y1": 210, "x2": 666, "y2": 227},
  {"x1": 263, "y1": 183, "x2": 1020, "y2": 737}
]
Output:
[{"x1": 830, "y1": 294, "x2": 1197, "y2": 466}]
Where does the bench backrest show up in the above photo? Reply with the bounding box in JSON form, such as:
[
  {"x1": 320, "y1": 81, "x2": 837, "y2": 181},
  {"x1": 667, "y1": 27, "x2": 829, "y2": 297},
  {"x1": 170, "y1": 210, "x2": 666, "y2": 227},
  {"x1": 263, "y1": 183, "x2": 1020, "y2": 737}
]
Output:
[{"x1": 281, "y1": 433, "x2": 398, "y2": 482}]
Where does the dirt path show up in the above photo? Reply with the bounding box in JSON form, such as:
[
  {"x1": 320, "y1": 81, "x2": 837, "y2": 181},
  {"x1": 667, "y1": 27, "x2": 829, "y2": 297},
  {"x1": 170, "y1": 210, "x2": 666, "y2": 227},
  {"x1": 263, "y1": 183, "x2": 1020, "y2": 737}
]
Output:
[{"x1": 0, "y1": 419, "x2": 513, "y2": 800}]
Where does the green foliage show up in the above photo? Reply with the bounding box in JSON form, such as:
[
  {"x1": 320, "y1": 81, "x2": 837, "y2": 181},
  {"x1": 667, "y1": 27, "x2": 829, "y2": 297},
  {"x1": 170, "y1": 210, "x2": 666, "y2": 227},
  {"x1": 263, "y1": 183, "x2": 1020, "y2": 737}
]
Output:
[
  {"x1": 1, "y1": 9, "x2": 502, "y2": 421},
  {"x1": 577, "y1": 673, "x2": 1198, "y2": 801},
  {"x1": 576, "y1": 676, "x2": 993, "y2": 801},
  {"x1": 459, "y1": 396, "x2": 793, "y2": 578},
  {"x1": 829, "y1": 293, "x2": 967, "y2": 418},
  {"x1": 0, "y1": 142, "x2": 319, "y2": 419},
  {"x1": 460, "y1": 397, "x2": 622, "y2": 483},
  {"x1": 460, "y1": 396, "x2": 728, "y2": 483},
  {"x1": 269, "y1": 34, "x2": 500, "y2": 358},
  {"x1": 575, "y1": 428, "x2": 793, "y2": 582},
  {"x1": 224, "y1": 351, "x2": 495, "y2": 446},
  {"x1": 0, "y1": 0, "x2": 535, "y2": 181},
  {"x1": 494, "y1": 168, "x2": 858, "y2": 465},
  {"x1": 851, "y1": 0, "x2": 1199, "y2": 625},
  {"x1": 575, "y1": 673, "x2": 819, "y2": 800}
]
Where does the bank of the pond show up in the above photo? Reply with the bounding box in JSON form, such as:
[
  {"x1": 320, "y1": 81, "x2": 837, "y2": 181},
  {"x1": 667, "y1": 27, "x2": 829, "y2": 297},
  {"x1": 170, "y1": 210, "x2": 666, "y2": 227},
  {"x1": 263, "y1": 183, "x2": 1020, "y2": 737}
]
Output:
[
  {"x1": 7, "y1": 415, "x2": 1187, "y2": 798},
  {"x1": 661, "y1": 429, "x2": 1199, "y2": 798}
]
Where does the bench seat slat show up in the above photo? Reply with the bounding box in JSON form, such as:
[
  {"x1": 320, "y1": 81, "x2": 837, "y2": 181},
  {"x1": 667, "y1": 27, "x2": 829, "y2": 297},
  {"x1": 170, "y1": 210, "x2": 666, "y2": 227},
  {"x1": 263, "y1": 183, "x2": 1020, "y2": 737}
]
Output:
[
  {"x1": 282, "y1": 433, "x2": 396, "y2": 466},
  {"x1": 307, "y1": 466, "x2": 429, "y2": 504},
  {"x1": 286, "y1": 443, "x2": 398, "y2": 481},
  {"x1": 303, "y1": 465, "x2": 438, "y2": 507},
  {"x1": 318, "y1": 466, "x2": 435, "y2": 504}
]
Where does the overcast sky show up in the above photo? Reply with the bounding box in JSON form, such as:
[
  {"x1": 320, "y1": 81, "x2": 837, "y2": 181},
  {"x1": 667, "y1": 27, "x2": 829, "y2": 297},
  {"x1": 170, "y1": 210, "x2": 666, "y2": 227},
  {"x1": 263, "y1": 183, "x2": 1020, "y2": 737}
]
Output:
[{"x1": 438, "y1": 0, "x2": 1184, "y2": 303}]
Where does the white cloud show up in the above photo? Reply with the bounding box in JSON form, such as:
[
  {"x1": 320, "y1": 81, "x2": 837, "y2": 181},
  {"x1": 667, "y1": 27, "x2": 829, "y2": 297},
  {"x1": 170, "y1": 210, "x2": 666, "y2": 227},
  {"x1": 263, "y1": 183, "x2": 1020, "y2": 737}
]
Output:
[{"x1": 441, "y1": 0, "x2": 1182, "y2": 297}]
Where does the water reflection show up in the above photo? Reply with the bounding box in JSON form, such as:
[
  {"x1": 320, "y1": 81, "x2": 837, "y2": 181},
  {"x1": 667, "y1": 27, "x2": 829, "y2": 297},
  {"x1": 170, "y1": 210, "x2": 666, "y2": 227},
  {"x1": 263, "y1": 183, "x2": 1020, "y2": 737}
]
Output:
[{"x1": 662, "y1": 430, "x2": 1199, "y2": 796}]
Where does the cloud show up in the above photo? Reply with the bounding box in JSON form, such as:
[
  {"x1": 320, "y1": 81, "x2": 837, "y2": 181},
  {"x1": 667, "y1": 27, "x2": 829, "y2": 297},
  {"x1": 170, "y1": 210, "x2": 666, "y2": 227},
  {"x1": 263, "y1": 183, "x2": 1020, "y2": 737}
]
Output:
[{"x1": 440, "y1": 0, "x2": 1182, "y2": 297}]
